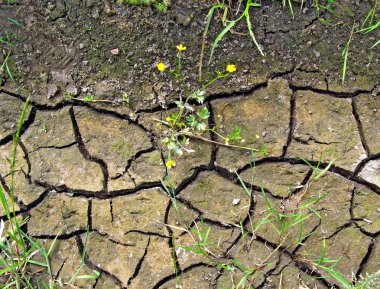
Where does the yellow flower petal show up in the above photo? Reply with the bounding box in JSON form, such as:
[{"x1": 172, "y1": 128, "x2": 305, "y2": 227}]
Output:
[
  {"x1": 157, "y1": 62, "x2": 166, "y2": 72},
  {"x1": 176, "y1": 44, "x2": 186, "y2": 51},
  {"x1": 166, "y1": 159, "x2": 176, "y2": 169},
  {"x1": 226, "y1": 64, "x2": 237, "y2": 73}
]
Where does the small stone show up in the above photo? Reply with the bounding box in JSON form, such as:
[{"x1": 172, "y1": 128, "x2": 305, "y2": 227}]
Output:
[
  {"x1": 111, "y1": 48, "x2": 119, "y2": 55},
  {"x1": 363, "y1": 218, "x2": 373, "y2": 224},
  {"x1": 79, "y1": 43, "x2": 84, "y2": 49},
  {"x1": 232, "y1": 198, "x2": 241, "y2": 205},
  {"x1": 314, "y1": 50, "x2": 320, "y2": 58}
]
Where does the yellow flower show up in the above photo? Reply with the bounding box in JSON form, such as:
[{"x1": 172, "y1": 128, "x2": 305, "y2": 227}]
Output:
[
  {"x1": 176, "y1": 44, "x2": 186, "y2": 51},
  {"x1": 166, "y1": 159, "x2": 176, "y2": 169},
  {"x1": 157, "y1": 62, "x2": 166, "y2": 72},
  {"x1": 226, "y1": 64, "x2": 237, "y2": 73},
  {"x1": 165, "y1": 116, "x2": 171, "y2": 122},
  {"x1": 225, "y1": 137, "x2": 230, "y2": 145}
]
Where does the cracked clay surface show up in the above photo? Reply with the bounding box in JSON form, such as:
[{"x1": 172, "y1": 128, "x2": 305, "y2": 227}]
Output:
[{"x1": 0, "y1": 0, "x2": 379, "y2": 288}]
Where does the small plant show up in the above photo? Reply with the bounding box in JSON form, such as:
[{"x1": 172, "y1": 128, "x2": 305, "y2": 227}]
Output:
[
  {"x1": 298, "y1": 240, "x2": 380, "y2": 288},
  {"x1": 156, "y1": 45, "x2": 266, "y2": 168}
]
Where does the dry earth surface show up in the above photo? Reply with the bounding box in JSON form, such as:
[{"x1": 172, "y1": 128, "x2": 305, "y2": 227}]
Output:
[{"x1": 0, "y1": 0, "x2": 380, "y2": 288}]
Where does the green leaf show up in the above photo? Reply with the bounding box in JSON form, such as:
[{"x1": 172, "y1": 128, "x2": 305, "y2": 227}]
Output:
[
  {"x1": 245, "y1": 9, "x2": 264, "y2": 56},
  {"x1": 174, "y1": 100, "x2": 184, "y2": 108},
  {"x1": 258, "y1": 145, "x2": 268, "y2": 156},
  {"x1": 196, "y1": 122, "x2": 206, "y2": 131},
  {"x1": 371, "y1": 39, "x2": 380, "y2": 49},
  {"x1": 185, "y1": 115, "x2": 196, "y2": 127},
  {"x1": 5, "y1": 62, "x2": 14, "y2": 81},
  {"x1": 196, "y1": 107, "x2": 210, "y2": 120},
  {"x1": 75, "y1": 269, "x2": 100, "y2": 279},
  {"x1": 208, "y1": 20, "x2": 237, "y2": 64},
  {"x1": 227, "y1": 127, "x2": 242, "y2": 141},
  {"x1": 191, "y1": 90, "x2": 205, "y2": 104},
  {"x1": 83, "y1": 95, "x2": 94, "y2": 102},
  {"x1": 27, "y1": 259, "x2": 48, "y2": 268}
]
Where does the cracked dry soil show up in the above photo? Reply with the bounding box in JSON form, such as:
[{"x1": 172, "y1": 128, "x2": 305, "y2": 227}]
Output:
[{"x1": 0, "y1": 0, "x2": 380, "y2": 288}]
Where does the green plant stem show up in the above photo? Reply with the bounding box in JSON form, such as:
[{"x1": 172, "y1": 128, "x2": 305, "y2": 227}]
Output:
[{"x1": 177, "y1": 51, "x2": 182, "y2": 76}]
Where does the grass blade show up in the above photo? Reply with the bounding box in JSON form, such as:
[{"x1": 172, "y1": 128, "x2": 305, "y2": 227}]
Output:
[
  {"x1": 341, "y1": 24, "x2": 354, "y2": 84},
  {"x1": 236, "y1": 172, "x2": 251, "y2": 197},
  {"x1": 245, "y1": 10, "x2": 264, "y2": 56},
  {"x1": 371, "y1": 39, "x2": 380, "y2": 48},
  {"x1": 315, "y1": 159, "x2": 334, "y2": 180},
  {"x1": 208, "y1": 20, "x2": 237, "y2": 64}
]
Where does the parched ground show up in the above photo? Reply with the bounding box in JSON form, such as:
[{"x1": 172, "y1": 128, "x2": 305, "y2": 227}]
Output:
[{"x1": 0, "y1": 0, "x2": 379, "y2": 288}]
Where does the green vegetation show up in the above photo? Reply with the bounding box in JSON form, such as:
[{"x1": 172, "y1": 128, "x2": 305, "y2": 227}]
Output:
[
  {"x1": 156, "y1": 45, "x2": 266, "y2": 169},
  {"x1": 200, "y1": 0, "x2": 380, "y2": 83},
  {"x1": 1, "y1": 2, "x2": 379, "y2": 287},
  {"x1": 117, "y1": 0, "x2": 170, "y2": 12},
  {"x1": 170, "y1": 156, "x2": 380, "y2": 288}
]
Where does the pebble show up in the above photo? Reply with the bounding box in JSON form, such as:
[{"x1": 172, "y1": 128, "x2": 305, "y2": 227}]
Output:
[
  {"x1": 111, "y1": 48, "x2": 120, "y2": 55},
  {"x1": 232, "y1": 198, "x2": 241, "y2": 206}
]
